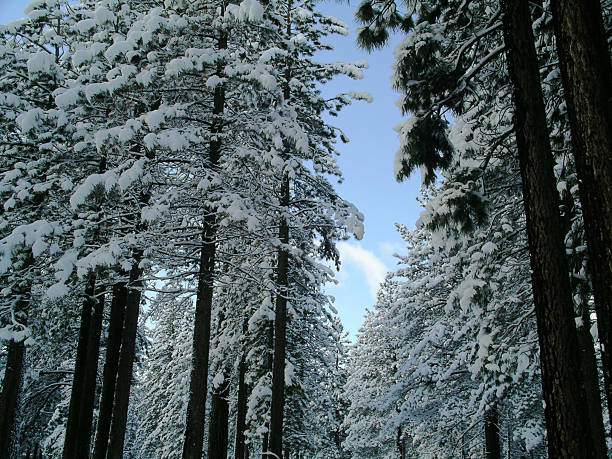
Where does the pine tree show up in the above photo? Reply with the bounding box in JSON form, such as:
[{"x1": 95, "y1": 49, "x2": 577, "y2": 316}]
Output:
[
  {"x1": 549, "y1": 0, "x2": 612, "y2": 429},
  {"x1": 501, "y1": 1, "x2": 599, "y2": 455}
]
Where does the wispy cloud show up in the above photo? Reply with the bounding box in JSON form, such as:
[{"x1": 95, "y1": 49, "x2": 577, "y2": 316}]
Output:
[
  {"x1": 379, "y1": 241, "x2": 404, "y2": 258},
  {"x1": 337, "y1": 242, "x2": 388, "y2": 299}
]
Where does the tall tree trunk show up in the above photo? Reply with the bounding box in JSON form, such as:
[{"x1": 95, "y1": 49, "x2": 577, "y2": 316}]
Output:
[
  {"x1": 269, "y1": 3, "x2": 293, "y2": 455},
  {"x1": 75, "y1": 287, "x2": 104, "y2": 457},
  {"x1": 92, "y1": 282, "x2": 127, "y2": 459},
  {"x1": 182, "y1": 28, "x2": 227, "y2": 459},
  {"x1": 207, "y1": 374, "x2": 230, "y2": 459},
  {"x1": 63, "y1": 274, "x2": 97, "y2": 459},
  {"x1": 269, "y1": 172, "x2": 290, "y2": 458},
  {"x1": 234, "y1": 361, "x2": 248, "y2": 459},
  {"x1": 501, "y1": 1, "x2": 602, "y2": 457},
  {"x1": 106, "y1": 258, "x2": 143, "y2": 459},
  {"x1": 0, "y1": 337, "x2": 25, "y2": 458},
  {"x1": 484, "y1": 404, "x2": 500, "y2": 459},
  {"x1": 549, "y1": 0, "x2": 612, "y2": 430},
  {"x1": 234, "y1": 328, "x2": 249, "y2": 459}
]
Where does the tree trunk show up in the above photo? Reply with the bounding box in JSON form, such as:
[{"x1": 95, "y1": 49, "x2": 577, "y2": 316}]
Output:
[
  {"x1": 75, "y1": 287, "x2": 104, "y2": 457},
  {"x1": 234, "y1": 336, "x2": 248, "y2": 459},
  {"x1": 484, "y1": 404, "x2": 500, "y2": 459},
  {"x1": 269, "y1": 2, "x2": 293, "y2": 455},
  {"x1": 63, "y1": 274, "x2": 97, "y2": 459},
  {"x1": 182, "y1": 28, "x2": 227, "y2": 458},
  {"x1": 576, "y1": 304, "x2": 606, "y2": 458},
  {"x1": 501, "y1": 1, "x2": 601, "y2": 457},
  {"x1": 207, "y1": 374, "x2": 230, "y2": 459},
  {"x1": 92, "y1": 282, "x2": 127, "y2": 459},
  {"x1": 0, "y1": 337, "x2": 25, "y2": 458},
  {"x1": 106, "y1": 259, "x2": 143, "y2": 459},
  {"x1": 262, "y1": 433, "x2": 269, "y2": 459},
  {"x1": 396, "y1": 426, "x2": 405, "y2": 459},
  {"x1": 269, "y1": 172, "x2": 290, "y2": 459},
  {"x1": 261, "y1": 315, "x2": 274, "y2": 459},
  {"x1": 549, "y1": 0, "x2": 612, "y2": 431},
  {"x1": 0, "y1": 277, "x2": 29, "y2": 458}
]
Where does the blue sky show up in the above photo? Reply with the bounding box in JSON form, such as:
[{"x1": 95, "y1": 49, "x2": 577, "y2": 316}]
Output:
[
  {"x1": 317, "y1": 1, "x2": 421, "y2": 338},
  {"x1": 0, "y1": 0, "x2": 422, "y2": 339}
]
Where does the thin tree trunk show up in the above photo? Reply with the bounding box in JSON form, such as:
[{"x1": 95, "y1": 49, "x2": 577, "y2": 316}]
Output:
[
  {"x1": 262, "y1": 433, "x2": 269, "y2": 458},
  {"x1": 484, "y1": 404, "x2": 500, "y2": 459},
  {"x1": 0, "y1": 336, "x2": 25, "y2": 458},
  {"x1": 269, "y1": 2, "x2": 293, "y2": 455},
  {"x1": 92, "y1": 282, "x2": 127, "y2": 459},
  {"x1": 182, "y1": 28, "x2": 227, "y2": 459},
  {"x1": 269, "y1": 173, "x2": 289, "y2": 458},
  {"x1": 549, "y1": 0, "x2": 612, "y2": 432},
  {"x1": 63, "y1": 274, "x2": 97, "y2": 459},
  {"x1": 75, "y1": 287, "x2": 104, "y2": 457},
  {"x1": 501, "y1": 1, "x2": 601, "y2": 457},
  {"x1": 106, "y1": 258, "x2": 143, "y2": 459},
  {"x1": 396, "y1": 426, "x2": 405, "y2": 459},
  {"x1": 234, "y1": 329, "x2": 249, "y2": 459}
]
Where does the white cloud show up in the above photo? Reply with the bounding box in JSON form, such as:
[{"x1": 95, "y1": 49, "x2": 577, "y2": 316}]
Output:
[
  {"x1": 337, "y1": 241, "x2": 388, "y2": 299},
  {"x1": 379, "y1": 240, "x2": 404, "y2": 258}
]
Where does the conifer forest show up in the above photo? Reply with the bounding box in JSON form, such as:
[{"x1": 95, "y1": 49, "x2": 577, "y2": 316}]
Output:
[{"x1": 1, "y1": 0, "x2": 612, "y2": 457}]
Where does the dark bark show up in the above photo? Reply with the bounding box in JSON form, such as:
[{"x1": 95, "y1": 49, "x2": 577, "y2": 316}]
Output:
[
  {"x1": 181, "y1": 194, "x2": 217, "y2": 459},
  {"x1": 549, "y1": 0, "x2": 612, "y2": 431},
  {"x1": 269, "y1": 2, "x2": 293, "y2": 455},
  {"x1": 207, "y1": 374, "x2": 230, "y2": 459},
  {"x1": 75, "y1": 287, "x2": 104, "y2": 457},
  {"x1": 484, "y1": 404, "x2": 500, "y2": 459},
  {"x1": 501, "y1": 1, "x2": 600, "y2": 457},
  {"x1": 576, "y1": 304, "x2": 606, "y2": 458},
  {"x1": 92, "y1": 282, "x2": 127, "y2": 459},
  {"x1": 106, "y1": 258, "x2": 143, "y2": 459},
  {"x1": 262, "y1": 433, "x2": 269, "y2": 459},
  {"x1": 63, "y1": 274, "x2": 97, "y2": 459},
  {"x1": 269, "y1": 172, "x2": 290, "y2": 458},
  {"x1": 0, "y1": 337, "x2": 25, "y2": 457},
  {"x1": 182, "y1": 29, "x2": 227, "y2": 459},
  {"x1": 234, "y1": 334, "x2": 249, "y2": 459}
]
